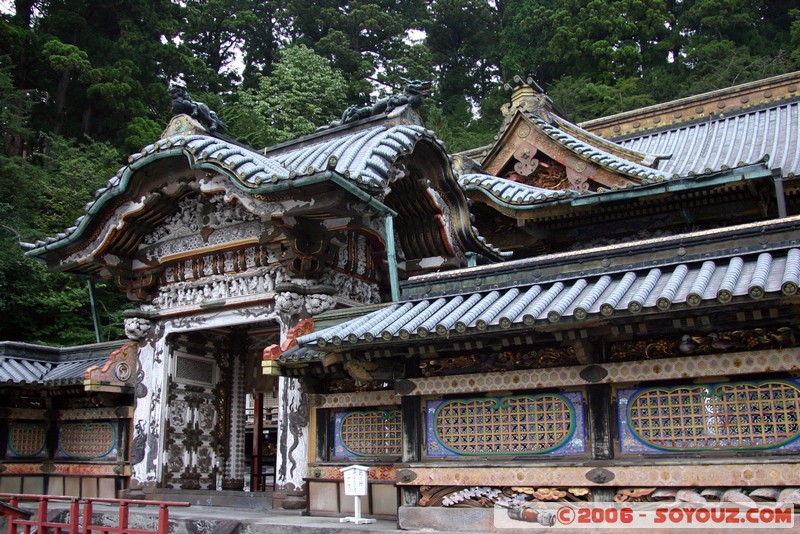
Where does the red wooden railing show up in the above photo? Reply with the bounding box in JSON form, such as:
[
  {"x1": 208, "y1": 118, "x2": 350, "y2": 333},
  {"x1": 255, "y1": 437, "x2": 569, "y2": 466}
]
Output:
[{"x1": 0, "y1": 494, "x2": 190, "y2": 534}]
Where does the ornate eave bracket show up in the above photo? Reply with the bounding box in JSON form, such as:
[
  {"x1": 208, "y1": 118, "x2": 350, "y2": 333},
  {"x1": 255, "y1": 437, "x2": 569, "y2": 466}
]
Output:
[
  {"x1": 84, "y1": 342, "x2": 140, "y2": 393},
  {"x1": 262, "y1": 317, "x2": 316, "y2": 376}
]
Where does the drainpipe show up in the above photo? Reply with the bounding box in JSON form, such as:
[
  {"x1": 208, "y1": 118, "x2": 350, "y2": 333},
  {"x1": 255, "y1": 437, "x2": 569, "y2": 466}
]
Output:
[
  {"x1": 87, "y1": 278, "x2": 102, "y2": 343},
  {"x1": 773, "y1": 168, "x2": 787, "y2": 218},
  {"x1": 384, "y1": 215, "x2": 400, "y2": 302},
  {"x1": 324, "y1": 174, "x2": 401, "y2": 301}
]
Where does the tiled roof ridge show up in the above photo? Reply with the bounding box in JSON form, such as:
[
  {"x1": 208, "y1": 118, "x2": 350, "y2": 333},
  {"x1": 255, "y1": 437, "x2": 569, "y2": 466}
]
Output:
[
  {"x1": 582, "y1": 70, "x2": 800, "y2": 139},
  {"x1": 408, "y1": 213, "x2": 800, "y2": 284},
  {"x1": 281, "y1": 246, "x2": 800, "y2": 358},
  {"x1": 457, "y1": 173, "x2": 574, "y2": 205}
]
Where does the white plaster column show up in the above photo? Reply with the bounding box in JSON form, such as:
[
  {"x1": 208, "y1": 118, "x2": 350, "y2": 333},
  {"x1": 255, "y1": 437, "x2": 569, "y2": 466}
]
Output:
[
  {"x1": 274, "y1": 376, "x2": 309, "y2": 508},
  {"x1": 128, "y1": 318, "x2": 169, "y2": 492}
]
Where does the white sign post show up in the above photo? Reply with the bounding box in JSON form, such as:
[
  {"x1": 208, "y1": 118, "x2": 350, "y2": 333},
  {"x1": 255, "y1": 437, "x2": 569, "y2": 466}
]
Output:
[{"x1": 340, "y1": 465, "x2": 376, "y2": 525}]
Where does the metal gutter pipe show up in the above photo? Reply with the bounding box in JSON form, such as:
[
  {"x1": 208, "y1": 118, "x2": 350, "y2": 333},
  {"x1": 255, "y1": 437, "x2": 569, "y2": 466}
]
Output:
[{"x1": 773, "y1": 168, "x2": 787, "y2": 218}]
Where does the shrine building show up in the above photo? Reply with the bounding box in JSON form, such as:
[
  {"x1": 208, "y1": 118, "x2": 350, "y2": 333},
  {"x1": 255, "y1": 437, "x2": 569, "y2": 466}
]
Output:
[{"x1": 3, "y1": 70, "x2": 800, "y2": 529}]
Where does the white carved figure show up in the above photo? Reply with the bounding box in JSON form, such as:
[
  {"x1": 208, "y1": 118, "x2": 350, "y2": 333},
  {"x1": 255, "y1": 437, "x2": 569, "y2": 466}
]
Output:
[
  {"x1": 275, "y1": 292, "x2": 304, "y2": 315},
  {"x1": 305, "y1": 294, "x2": 336, "y2": 315},
  {"x1": 124, "y1": 317, "x2": 152, "y2": 340}
]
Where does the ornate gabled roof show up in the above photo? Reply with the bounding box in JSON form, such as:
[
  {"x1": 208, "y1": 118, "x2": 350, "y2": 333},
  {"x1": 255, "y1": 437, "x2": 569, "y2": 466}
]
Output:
[
  {"x1": 525, "y1": 112, "x2": 671, "y2": 183},
  {"x1": 26, "y1": 123, "x2": 446, "y2": 256},
  {"x1": 477, "y1": 83, "x2": 671, "y2": 195},
  {"x1": 25, "y1": 116, "x2": 506, "y2": 270},
  {"x1": 613, "y1": 100, "x2": 800, "y2": 178}
]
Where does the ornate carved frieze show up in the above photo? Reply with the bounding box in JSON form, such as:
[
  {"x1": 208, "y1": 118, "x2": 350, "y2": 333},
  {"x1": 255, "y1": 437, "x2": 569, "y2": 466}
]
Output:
[
  {"x1": 307, "y1": 464, "x2": 397, "y2": 481},
  {"x1": 401, "y1": 348, "x2": 800, "y2": 397},
  {"x1": 420, "y1": 346, "x2": 577, "y2": 377},
  {"x1": 151, "y1": 265, "x2": 287, "y2": 310},
  {"x1": 398, "y1": 463, "x2": 800, "y2": 488},
  {"x1": 609, "y1": 326, "x2": 799, "y2": 362},
  {"x1": 319, "y1": 270, "x2": 381, "y2": 304},
  {"x1": 142, "y1": 193, "x2": 258, "y2": 247},
  {"x1": 419, "y1": 486, "x2": 591, "y2": 508},
  {"x1": 159, "y1": 246, "x2": 280, "y2": 284},
  {"x1": 144, "y1": 221, "x2": 265, "y2": 263}
]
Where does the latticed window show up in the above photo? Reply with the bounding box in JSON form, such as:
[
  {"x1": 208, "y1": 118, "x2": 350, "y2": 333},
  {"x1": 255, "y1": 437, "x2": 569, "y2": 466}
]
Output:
[
  {"x1": 56, "y1": 422, "x2": 118, "y2": 460},
  {"x1": 619, "y1": 380, "x2": 800, "y2": 453},
  {"x1": 7, "y1": 422, "x2": 48, "y2": 458},
  {"x1": 334, "y1": 410, "x2": 402, "y2": 458},
  {"x1": 426, "y1": 392, "x2": 585, "y2": 457}
]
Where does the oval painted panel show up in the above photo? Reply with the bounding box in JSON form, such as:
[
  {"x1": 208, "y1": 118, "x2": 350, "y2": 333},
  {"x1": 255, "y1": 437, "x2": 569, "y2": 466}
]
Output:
[
  {"x1": 58, "y1": 422, "x2": 116, "y2": 459},
  {"x1": 434, "y1": 394, "x2": 574, "y2": 456},
  {"x1": 340, "y1": 410, "x2": 402, "y2": 457},
  {"x1": 627, "y1": 380, "x2": 800, "y2": 451},
  {"x1": 8, "y1": 422, "x2": 47, "y2": 457}
]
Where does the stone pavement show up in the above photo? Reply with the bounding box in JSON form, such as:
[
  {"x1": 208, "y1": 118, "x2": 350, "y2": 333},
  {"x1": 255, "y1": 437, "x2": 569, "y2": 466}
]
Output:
[{"x1": 169, "y1": 506, "x2": 406, "y2": 534}]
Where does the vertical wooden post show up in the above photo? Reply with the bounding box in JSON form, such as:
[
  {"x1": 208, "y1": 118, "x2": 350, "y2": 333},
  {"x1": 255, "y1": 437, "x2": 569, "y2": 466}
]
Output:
[
  {"x1": 315, "y1": 408, "x2": 330, "y2": 463},
  {"x1": 587, "y1": 384, "x2": 613, "y2": 461},
  {"x1": 36, "y1": 497, "x2": 48, "y2": 533},
  {"x1": 119, "y1": 501, "x2": 129, "y2": 532},
  {"x1": 157, "y1": 504, "x2": 169, "y2": 534},
  {"x1": 82, "y1": 500, "x2": 93, "y2": 534},
  {"x1": 68, "y1": 498, "x2": 79, "y2": 534},
  {"x1": 7, "y1": 496, "x2": 18, "y2": 534},
  {"x1": 400, "y1": 355, "x2": 421, "y2": 507}
]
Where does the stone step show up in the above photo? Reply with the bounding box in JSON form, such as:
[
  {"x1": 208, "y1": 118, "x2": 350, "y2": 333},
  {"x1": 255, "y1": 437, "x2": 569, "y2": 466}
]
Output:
[{"x1": 144, "y1": 489, "x2": 274, "y2": 510}]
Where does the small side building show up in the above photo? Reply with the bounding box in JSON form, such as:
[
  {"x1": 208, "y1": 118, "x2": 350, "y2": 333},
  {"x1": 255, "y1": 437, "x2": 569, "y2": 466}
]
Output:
[{"x1": 0, "y1": 340, "x2": 136, "y2": 497}]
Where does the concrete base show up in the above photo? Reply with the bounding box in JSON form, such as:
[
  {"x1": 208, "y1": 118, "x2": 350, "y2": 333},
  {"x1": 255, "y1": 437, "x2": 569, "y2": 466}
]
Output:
[
  {"x1": 398, "y1": 506, "x2": 497, "y2": 532},
  {"x1": 144, "y1": 488, "x2": 274, "y2": 509}
]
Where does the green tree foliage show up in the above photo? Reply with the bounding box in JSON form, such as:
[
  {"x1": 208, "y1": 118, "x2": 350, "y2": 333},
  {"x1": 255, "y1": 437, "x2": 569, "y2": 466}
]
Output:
[
  {"x1": 288, "y1": 0, "x2": 428, "y2": 102},
  {"x1": 0, "y1": 61, "x2": 131, "y2": 344},
  {"x1": 1, "y1": 0, "x2": 799, "y2": 346},
  {"x1": 224, "y1": 44, "x2": 348, "y2": 147},
  {"x1": 498, "y1": 0, "x2": 795, "y2": 121}
]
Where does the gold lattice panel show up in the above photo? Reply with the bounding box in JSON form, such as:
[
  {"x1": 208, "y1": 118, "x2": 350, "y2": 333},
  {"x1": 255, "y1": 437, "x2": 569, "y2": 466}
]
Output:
[
  {"x1": 57, "y1": 422, "x2": 117, "y2": 459},
  {"x1": 335, "y1": 410, "x2": 402, "y2": 457},
  {"x1": 430, "y1": 395, "x2": 576, "y2": 456},
  {"x1": 625, "y1": 380, "x2": 800, "y2": 451},
  {"x1": 8, "y1": 422, "x2": 47, "y2": 457}
]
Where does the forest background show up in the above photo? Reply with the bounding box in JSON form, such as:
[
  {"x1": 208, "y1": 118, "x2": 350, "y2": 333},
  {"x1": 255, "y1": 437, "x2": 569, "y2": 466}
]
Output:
[{"x1": 1, "y1": 0, "x2": 799, "y2": 345}]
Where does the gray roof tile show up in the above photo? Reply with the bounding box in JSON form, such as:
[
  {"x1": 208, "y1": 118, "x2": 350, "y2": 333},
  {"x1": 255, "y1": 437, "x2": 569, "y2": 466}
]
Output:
[
  {"x1": 458, "y1": 174, "x2": 573, "y2": 205},
  {"x1": 282, "y1": 247, "x2": 800, "y2": 360},
  {"x1": 0, "y1": 357, "x2": 106, "y2": 385},
  {"x1": 616, "y1": 102, "x2": 800, "y2": 177}
]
